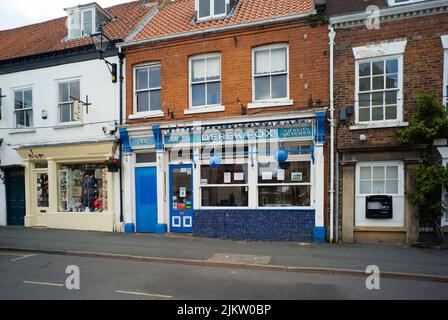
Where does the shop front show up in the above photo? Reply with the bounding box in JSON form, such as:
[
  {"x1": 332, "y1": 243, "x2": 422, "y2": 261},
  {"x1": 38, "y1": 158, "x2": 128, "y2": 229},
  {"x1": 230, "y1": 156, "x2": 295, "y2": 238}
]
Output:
[
  {"x1": 15, "y1": 141, "x2": 118, "y2": 232},
  {"x1": 121, "y1": 111, "x2": 327, "y2": 242}
]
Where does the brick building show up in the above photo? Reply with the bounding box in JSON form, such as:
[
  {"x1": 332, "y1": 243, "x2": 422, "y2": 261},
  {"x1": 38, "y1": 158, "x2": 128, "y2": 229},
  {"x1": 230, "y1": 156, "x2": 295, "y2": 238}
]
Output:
[
  {"x1": 118, "y1": 0, "x2": 331, "y2": 241},
  {"x1": 328, "y1": 0, "x2": 448, "y2": 243}
]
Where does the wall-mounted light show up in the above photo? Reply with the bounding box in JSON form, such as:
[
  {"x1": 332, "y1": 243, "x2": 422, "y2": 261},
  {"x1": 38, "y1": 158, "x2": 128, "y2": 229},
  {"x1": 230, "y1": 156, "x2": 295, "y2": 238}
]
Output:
[{"x1": 91, "y1": 25, "x2": 118, "y2": 83}]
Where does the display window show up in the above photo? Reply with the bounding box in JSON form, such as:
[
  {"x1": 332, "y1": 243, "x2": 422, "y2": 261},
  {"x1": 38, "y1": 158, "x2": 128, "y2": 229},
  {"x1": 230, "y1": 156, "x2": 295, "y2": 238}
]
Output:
[{"x1": 58, "y1": 163, "x2": 108, "y2": 213}]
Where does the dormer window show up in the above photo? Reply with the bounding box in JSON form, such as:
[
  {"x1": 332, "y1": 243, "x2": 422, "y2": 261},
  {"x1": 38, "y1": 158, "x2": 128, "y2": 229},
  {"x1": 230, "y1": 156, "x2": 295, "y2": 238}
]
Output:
[
  {"x1": 196, "y1": 0, "x2": 232, "y2": 21},
  {"x1": 65, "y1": 4, "x2": 111, "y2": 40}
]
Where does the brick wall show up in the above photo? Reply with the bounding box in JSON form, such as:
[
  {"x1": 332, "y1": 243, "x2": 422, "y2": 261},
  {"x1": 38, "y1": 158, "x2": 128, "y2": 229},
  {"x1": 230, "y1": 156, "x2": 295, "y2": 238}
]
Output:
[
  {"x1": 193, "y1": 209, "x2": 315, "y2": 241},
  {"x1": 334, "y1": 13, "x2": 448, "y2": 150},
  {"x1": 124, "y1": 20, "x2": 329, "y2": 124}
]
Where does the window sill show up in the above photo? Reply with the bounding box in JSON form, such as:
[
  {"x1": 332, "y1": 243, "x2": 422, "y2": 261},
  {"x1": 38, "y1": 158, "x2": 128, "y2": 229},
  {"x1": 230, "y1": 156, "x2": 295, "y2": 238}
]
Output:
[
  {"x1": 184, "y1": 105, "x2": 225, "y2": 115},
  {"x1": 350, "y1": 121, "x2": 408, "y2": 130},
  {"x1": 129, "y1": 111, "x2": 165, "y2": 120},
  {"x1": 53, "y1": 122, "x2": 83, "y2": 130},
  {"x1": 247, "y1": 100, "x2": 294, "y2": 109},
  {"x1": 8, "y1": 128, "x2": 36, "y2": 135}
]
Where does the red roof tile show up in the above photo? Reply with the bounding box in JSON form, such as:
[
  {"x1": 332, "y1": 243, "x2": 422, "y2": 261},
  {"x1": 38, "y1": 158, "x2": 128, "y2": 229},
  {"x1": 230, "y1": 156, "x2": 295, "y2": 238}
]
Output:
[
  {"x1": 0, "y1": 0, "x2": 157, "y2": 62},
  {"x1": 133, "y1": 0, "x2": 315, "y2": 41}
]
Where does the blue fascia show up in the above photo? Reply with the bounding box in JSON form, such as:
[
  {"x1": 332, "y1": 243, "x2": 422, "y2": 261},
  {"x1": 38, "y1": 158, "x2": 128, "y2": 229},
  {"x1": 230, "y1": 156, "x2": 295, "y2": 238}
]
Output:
[
  {"x1": 119, "y1": 127, "x2": 132, "y2": 154},
  {"x1": 124, "y1": 223, "x2": 135, "y2": 233},
  {"x1": 314, "y1": 111, "x2": 327, "y2": 144}
]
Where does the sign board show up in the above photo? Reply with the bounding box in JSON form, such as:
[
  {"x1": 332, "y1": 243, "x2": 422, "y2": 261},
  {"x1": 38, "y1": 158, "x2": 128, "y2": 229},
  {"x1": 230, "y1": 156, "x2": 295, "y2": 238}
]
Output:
[{"x1": 73, "y1": 100, "x2": 84, "y2": 122}]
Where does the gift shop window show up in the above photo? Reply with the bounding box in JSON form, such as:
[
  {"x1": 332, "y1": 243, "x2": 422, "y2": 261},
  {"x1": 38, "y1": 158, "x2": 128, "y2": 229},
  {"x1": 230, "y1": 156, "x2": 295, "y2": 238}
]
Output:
[{"x1": 58, "y1": 163, "x2": 108, "y2": 212}]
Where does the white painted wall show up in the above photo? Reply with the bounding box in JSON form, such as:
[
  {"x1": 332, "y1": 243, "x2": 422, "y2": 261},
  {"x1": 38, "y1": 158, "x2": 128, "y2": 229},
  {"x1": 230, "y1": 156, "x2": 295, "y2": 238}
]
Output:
[{"x1": 0, "y1": 56, "x2": 120, "y2": 225}]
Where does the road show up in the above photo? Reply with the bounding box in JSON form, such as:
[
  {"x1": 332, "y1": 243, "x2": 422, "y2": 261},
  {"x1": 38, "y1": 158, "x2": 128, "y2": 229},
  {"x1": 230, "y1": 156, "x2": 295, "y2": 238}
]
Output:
[{"x1": 1, "y1": 250, "x2": 447, "y2": 300}]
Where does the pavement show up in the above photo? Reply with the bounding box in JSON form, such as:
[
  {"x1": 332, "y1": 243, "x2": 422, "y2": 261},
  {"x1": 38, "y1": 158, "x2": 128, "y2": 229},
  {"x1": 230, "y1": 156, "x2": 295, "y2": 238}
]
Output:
[{"x1": 0, "y1": 226, "x2": 447, "y2": 279}]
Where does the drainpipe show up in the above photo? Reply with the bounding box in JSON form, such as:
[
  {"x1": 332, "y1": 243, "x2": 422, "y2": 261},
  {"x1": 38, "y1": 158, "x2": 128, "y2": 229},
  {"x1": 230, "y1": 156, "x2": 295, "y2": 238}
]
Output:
[
  {"x1": 335, "y1": 151, "x2": 340, "y2": 242},
  {"x1": 329, "y1": 26, "x2": 336, "y2": 243},
  {"x1": 118, "y1": 47, "x2": 125, "y2": 223}
]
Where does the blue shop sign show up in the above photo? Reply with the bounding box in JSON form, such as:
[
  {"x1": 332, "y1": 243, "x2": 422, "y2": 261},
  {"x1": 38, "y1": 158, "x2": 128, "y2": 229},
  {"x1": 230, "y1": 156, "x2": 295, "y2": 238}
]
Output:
[{"x1": 130, "y1": 136, "x2": 156, "y2": 148}]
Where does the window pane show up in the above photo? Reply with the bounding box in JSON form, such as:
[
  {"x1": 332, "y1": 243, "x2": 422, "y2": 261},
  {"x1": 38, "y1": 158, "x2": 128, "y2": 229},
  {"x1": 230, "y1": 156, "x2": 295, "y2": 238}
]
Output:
[
  {"x1": 214, "y1": 0, "x2": 226, "y2": 15},
  {"x1": 385, "y1": 105, "x2": 397, "y2": 120},
  {"x1": 254, "y1": 76, "x2": 270, "y2": 100},
  {"x1": 359, "y1": 63, "x2": 370, "y2": 76},
  {"x1": 372, "y1": 107, "x2": 383, "y2": 121},
  {"x1": 258, "y1": 185, "x2": 311, "y2": 207},
  {"x1": 271, "y1": 74, "x2": 287, "y2": 99},
  {"x1": 360, "y1": 181, "x2": 371, "y2": 194},
  {"x1": 70, "y1": 81, "x2": 80, "y2": 100},
  {"x1": 36, "y1": 173, "x2": 49, "y2": 208},
  {"x1": 136, "y1": 153, "x2": 157, "y2": 163},
  {"x1": 199, "y1": 0, "x2": 211, "y2": 18},
  {"x1": 359, "y1": 107, "x2": 370, "y2": 121},
  {"x1": 372, "y1": 92, "x2": 383, "y2": 106},
  {"x1": 386, "y1": 74, "x2": 398, "y2": 89},
  {"x1": 16, "y1": 110, "x2": 24, "y2": 127},
  {"x1": 14, "y1": 91, "x2": 23, "y2": 110},
  {"x1": 59, "y1": 83, "x2": 69, "y2": 102},
  {"x1": 136, "y1": 68, "x2": 149, "y2": 90},
  {"x1": 386, "y1": 166, "x2": 399, "y2": 179},
  {"x1": 372, "y1": 61, "x2": 384, "y2": 75},
  {"x1": 60, "y1": 104, "x2": 72, "y2": 123},
  {"x1": 192, "y1": 59, "x2": 206, "y2": 82},
  {"x1": 192, "y1": 83, "x2": 206, "y2": 106},
  {"x1": 386, "y1": 59, "x2": 398, "y2": 74},
  {"x1": 149, "y1": 66, "x2": 161, "y2": 88},
  {"x1": 25, "y1": 109, "x2": 33, "y2": 127},
  {"x1": 271, "y1": 48, "x2": 287, "y2": 73},
  {"x1": 149, "y1": 90, "x2": 162, "y2": 111},
  {"x1": 373, "y1": 167, "x2": 384, "y2": 179},
  {"x1": 206, "y1": 57, "x2": 220, "y2": 80},
  {"x1": 359, "y1": 93, "x2": 370, "y2": 107},
  {"x1": 372, "y1": 181, "x2": 385, "y2": 194},
  {"x1": 201, "y1": 187, "x2": 248, "y2": 207},
  {"x1": 255, "y1": 50, "x2": 270, "y2": 75},
  {"x1": 82, "y1": 10, "x2": 93, "y2": 35},
  {"x1": 386, "y1": 180, "x2": 398, "y2": 194},
  {"x1": 24, "y1": 90, "x2": 32, "y2": 108},
  {"x1": 137, "y1": 92, "x2": 149, "y2": 112},
  {"x1": 360, "y1": 167, "x2": 371, "y2": 179},
  {"x1": 385, "y1": 91, "x2": 397, "y2": 105},
  {"x1": 201, "y1": 164, "x2": 248, "y2": 185},
  {"x1": 359, "y1": 78, "x2": 370, "y2": 91},
  {"x1": 372, "y1": 76, "x2": 384, "y2": 90},
  {"x1": 207, "y1": 82, "x2": 220, "y2": 105},
  {"x1": 258, "y1": 161, "x2": 311, "y2": 184}
]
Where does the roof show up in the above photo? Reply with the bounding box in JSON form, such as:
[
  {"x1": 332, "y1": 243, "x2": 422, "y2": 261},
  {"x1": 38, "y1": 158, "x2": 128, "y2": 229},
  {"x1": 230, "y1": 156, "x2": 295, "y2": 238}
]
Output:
[
  {"x1": 132, "y1": 0, "x2": 316, "y2": 41},
  {"x1": 325, "y1": 0, "x2": 387, "y2": 16},
  {"x1": 0, "y1": 0, "x2": 157, "y2": 62}
]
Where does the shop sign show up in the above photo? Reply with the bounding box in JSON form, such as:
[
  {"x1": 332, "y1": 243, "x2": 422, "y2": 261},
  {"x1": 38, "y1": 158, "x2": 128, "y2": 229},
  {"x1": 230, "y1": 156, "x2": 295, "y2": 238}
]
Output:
[{"x1": 129, "y1": 136, "x2": 156, "y2": 148}]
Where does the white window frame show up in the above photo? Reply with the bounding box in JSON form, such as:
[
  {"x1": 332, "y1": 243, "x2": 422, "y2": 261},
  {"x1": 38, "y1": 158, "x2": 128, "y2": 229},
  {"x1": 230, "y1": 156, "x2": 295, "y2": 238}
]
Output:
[
  {"x1": 81, "y1": 8, "x2": 95, "y2": 36},
  {"x1": 131, "y1": 63, "x2": 164, "y2": 119},
  {"x1": 356, "y1": 162, "x2": 404, "y2": 197},
  {"x1": 58, "y1": 79, "x2": 81, "y2": 125},
  {"x1": 13, "y1": 88, "x2": 33, "y2": 128},
  {"x1": 188, "y1": 53, "x2": 223, "y2": 111},
  {"x1": 249, "y1": 43, "x2": 292, "y2": 109},
  {"x1": 387, "y1": 0, "x2": 425, "y2": 6},
  {"x1": 442, "y1": 35, "x2": 448, "y2": 109},
  {"x1": 196, "y1": 0, "x2": 229, "y2": 21},
  {"x1": 355, "y1": 55, "x2": 404, "y2": 125},
  {"x1": 67, "y1": 7, "x2": 96, "y2": 39}
]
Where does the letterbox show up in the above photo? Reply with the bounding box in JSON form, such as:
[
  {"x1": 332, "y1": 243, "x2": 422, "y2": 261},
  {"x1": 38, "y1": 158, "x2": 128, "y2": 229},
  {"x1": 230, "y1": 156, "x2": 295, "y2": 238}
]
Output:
[{"x1": 365, "y1": 195, "x2": 393, "y2": 219}]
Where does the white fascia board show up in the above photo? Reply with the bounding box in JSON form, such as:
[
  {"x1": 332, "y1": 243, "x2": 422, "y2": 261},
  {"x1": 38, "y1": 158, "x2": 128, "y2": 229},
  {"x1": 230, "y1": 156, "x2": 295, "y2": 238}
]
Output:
[
  {"x1": 442, "y1": 35, "x2": 448, "y2": 49},
  {"x1": 353, "y1": 40, "x2": 407, "y2": 59}
]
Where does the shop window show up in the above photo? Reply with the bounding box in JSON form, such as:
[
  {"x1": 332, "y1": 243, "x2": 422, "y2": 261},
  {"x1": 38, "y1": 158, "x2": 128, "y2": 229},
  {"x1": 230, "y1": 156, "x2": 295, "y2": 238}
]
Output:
[
  {"x1": 200, "y1": 163, "x2": 248, "y2": 207},
  {"x1": 258, "y1": 141, "x2": 312, "y2": 157},
  {"x1": 253, "y1": 44, "x2": 289, "y2": 102},
  {"x1": 258, "y1": 161, "x2": 311, "y2": 207},
  {"x1": 135, "y1": 64, "x2": 162, "y2": 114},
  {"x1": 190, "y1": 53, "x2": 221, "y2": 108},
  {"x1": 35, "y1": 162, "x2": 48, "y2": 169},
  {"x1": 58, "y1": 80, "x2": 80, "y2": 123},
  {"x1": 36, "y1": 173, "x2": 49, "y2": 208},
  {"x1": 357, "y1": 164, "x2": 401, "y2": 195},
  {"x1": 169, "y1": 148, "x2": 193, "y2": 162},
  {"x1": 357, "y1": 58, "x2": 401, "y2": 123},
  {"x1": 136, "y1": 152, "x2": 157, "y2": 163},
  {"x1": 58, "y1": 163, "x2": 108, "y2": 212},
  {"x1": 14, "y1": 88, "x2": 33, "y2": 128}
]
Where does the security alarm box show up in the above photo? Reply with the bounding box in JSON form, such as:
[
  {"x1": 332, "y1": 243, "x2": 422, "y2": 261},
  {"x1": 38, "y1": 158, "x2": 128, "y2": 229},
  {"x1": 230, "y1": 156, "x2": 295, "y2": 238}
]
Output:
[{"x1": 366, "y1": 195, "x2": 393, "y2": 219}]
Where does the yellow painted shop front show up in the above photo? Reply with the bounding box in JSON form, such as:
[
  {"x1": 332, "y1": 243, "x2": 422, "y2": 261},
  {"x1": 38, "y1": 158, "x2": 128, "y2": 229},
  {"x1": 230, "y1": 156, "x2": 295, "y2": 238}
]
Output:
[{"x1": 16, "y1": 142, "x2": 117, "y2": 232}]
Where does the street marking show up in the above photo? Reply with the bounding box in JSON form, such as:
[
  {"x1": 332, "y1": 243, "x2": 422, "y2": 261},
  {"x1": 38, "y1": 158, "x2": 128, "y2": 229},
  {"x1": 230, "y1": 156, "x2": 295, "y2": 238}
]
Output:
[
  {"x1": 23, "y1": 281, "x2": 64, "y2": 287},
  {"x1": 11, "y1": 254, "x2": 37, "y2": 262},
  {"x1": 115, "y1": 290, "x2": 172, "y2": 299},
  {"x1": 0, "y1": 252, "x2": 38, "y2": 262}
]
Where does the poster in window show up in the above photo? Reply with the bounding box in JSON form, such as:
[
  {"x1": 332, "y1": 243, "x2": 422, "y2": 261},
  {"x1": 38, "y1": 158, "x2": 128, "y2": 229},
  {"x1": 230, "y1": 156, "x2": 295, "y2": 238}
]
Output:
[
  {"x1": 234, "y1": 172, "x2": 244, "y2": 181},
  {"x1": 262, "y1": 171, "x2": 273, "y2": 180},
  {"x1": 224, "y1": 172, "x2": 231, "y2": 184},
  {"x1": 277, "y1": 169, "x2": 285, "y2": 181},
  {"x1": 179, "y1": 187, "x2": 187, "y2": 198},
  {"x1": 291, "y1": 172, "x2": 303, "y2": 182}
]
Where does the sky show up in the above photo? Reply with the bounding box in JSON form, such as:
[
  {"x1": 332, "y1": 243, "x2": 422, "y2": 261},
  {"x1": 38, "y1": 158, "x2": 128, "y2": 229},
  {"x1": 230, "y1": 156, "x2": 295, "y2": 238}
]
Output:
[{"x1": 0, "y1": 0, "x2": 131, "y2": 31}]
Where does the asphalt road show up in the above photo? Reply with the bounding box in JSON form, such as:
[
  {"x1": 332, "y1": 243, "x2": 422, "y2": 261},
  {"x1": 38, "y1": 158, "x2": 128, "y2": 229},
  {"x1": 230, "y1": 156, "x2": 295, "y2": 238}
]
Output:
[{"x1": 1, "y1": 250, "x2": 447, "y2": 300}]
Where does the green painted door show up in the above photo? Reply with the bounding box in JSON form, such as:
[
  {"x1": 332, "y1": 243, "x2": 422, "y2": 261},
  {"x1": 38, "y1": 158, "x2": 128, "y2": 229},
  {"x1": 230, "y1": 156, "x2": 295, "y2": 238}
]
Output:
[{"x1": 6, "y1": 170, "x2": 25, "y2": 226}]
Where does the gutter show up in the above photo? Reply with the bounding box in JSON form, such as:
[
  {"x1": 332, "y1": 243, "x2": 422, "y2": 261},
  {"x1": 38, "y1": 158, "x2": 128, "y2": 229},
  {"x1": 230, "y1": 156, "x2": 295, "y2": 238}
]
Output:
[{"x1": 117, "y1": 11, "x2": 315, "y2": 49}]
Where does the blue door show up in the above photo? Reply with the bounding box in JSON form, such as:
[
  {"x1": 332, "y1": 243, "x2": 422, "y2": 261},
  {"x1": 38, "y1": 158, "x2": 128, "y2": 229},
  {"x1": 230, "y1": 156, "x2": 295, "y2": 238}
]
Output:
[
  {"x1": 170, "y1": 164, "x2": 194, "y2": 233},
  {"x1": 135, "y1": 167, "x2": 158, "y2": 233}
]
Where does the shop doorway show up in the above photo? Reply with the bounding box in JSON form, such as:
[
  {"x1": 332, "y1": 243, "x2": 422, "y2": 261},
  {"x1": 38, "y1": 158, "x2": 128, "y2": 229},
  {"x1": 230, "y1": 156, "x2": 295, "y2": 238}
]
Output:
[
  {"x1": 5, "y1": 168, "x2": 25, "y2": 226},
  {"x1": 170, "y1": 164, "x2": 193, "y2": 233},
  {"x1": 135, "y1": 167, "x2": 158, "y2": 233}
]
